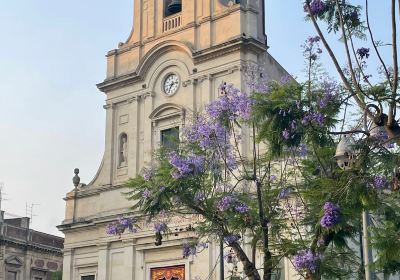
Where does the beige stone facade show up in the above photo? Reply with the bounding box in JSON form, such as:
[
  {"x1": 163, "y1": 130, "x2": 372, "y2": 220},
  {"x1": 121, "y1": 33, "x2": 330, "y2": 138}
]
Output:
[
  {"x1": 58, "y1": 1, "x2": 293, "y2": 279},
  {"x1": 0, "y1": 212, "x2": 63, "y2": 280}
]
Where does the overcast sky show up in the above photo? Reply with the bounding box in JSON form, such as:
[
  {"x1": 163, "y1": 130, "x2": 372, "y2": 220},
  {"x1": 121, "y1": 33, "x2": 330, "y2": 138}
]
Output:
[{"x1": 0, "y1": 1, "x2": 393, "y2": 236}]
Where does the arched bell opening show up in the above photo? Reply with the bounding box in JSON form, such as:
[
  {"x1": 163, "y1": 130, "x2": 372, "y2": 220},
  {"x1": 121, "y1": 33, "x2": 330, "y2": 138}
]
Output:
[{"x1": 164, "y1": 0, "x2": 182, "y2": 17}]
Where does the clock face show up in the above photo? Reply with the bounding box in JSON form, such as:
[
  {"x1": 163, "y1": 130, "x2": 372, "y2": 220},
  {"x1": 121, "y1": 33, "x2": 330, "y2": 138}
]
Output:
[{"x1": 163, "y1": 74, "x2": 180, "y2": 96}]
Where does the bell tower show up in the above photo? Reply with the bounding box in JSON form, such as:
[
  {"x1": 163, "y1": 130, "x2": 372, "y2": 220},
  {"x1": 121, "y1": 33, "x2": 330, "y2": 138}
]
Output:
[
  {"x1": 59, "y1": 1, "x2": 289, "y2": 280},
  {"x1": 102, "y1": 0, "x2": 269, "y2": 80}
]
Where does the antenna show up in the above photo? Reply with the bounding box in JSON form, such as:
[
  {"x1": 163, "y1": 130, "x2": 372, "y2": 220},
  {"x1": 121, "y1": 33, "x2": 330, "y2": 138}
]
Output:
[{"x1": 25, "y1": 202, "x2": 39, "y2": 224}]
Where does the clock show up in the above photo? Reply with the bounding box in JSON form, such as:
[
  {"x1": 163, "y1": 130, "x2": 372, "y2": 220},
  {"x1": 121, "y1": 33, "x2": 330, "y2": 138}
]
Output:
[{"x1": 163, "y1": 73, "x2": 180, "y2": 96}]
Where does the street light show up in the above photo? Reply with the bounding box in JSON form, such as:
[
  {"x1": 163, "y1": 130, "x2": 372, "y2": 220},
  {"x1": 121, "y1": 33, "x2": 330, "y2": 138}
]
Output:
[{"x1": 334, "y1": 135, "x2": 357, "y2": 170}]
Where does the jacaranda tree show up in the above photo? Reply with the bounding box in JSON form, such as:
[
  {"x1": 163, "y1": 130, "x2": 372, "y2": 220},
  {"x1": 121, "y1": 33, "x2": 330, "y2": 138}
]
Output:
[{"x1": 105, "y1": 1, "x2": 400, "y2": 279}]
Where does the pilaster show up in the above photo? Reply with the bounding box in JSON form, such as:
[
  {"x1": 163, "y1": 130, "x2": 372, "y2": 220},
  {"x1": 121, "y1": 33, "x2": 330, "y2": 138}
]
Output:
[
  {"x1": 103, "y1": 103, "x2": 116, "y2": 186},
  {"x1": 62, "y1": 249, "x2": 74, "y2": 280},
  {"x1": 127, "y1": 97, "x2": 141, "y2": 178},
  {"x1": 123, "y1": 239, "x2": 137, "y2": 280},
  {"x1": 97, "y1": 243, "x2": 110, "y2": 280},
  {"x1": 134, "y1": 249, "x2": 144, "y2": 280},
  {"x1": 142, "y1": 92, "x2": 154, "y2": 165}
]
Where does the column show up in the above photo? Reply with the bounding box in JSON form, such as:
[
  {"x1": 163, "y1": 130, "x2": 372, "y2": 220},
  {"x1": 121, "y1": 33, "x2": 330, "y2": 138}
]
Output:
[{"x1": 97, "y1": 243, "x2": 110, "y2": 280}]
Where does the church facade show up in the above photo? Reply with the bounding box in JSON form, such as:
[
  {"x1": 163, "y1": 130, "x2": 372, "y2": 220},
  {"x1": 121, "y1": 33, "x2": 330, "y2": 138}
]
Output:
[{"x1": 58, "y1": 1, "x2": 293, "y2": 279}]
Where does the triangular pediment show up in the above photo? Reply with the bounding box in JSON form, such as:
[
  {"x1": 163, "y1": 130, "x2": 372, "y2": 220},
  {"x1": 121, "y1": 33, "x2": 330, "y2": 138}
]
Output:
[{"x1": 5, "y1": 256, "x2": 23, "y2": 266}]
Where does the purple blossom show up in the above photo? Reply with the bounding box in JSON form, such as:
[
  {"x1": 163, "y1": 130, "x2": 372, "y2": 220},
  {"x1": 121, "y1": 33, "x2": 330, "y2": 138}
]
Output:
[
  {"x1": 234, "y1": 202, "x2": 250, "y2": 213},
  {"x1": 357, "y1": 48, "x2": 370, "y2": 60},
  {"x1": 194, "y1": 192, "x2": 206, "y2": 203},
  {"x1": 226, "y1": 152, "x2": 238, "y2": 170},
  {"x1": 143, "y1": 167, "x2": 155, "y2": 181},
  {"x1": 304, "y1": 0, "x2": 325, "y2": 15},
  {"x1": 270, "y1": 175, "x2": 277, "y2": 182},
  {"x1": 224, "y1": 235, "x2": 241, "y2": 244},
  {"x1": 206, "y1": 83, "x2": 253, "y2": 121},
  {"x1": 182, "y1": 242, "x2": 197, "y2": 258},
  {"x1": 197, "y1": 241, "x2": 209, "y2": 250},
  {"x1": 320, "y1": 202, "x2": 341, "y2": 228},
  {"x1": 302, "y1": 111, "x2": 325, "y2": 126},
  {"x1": 372, "y1": 175, "x2": 388, "y2": 189},
  {"x1": 280, "y1": 74, "x2": 292, "y2": 84},
  {"x1": 118, "y1": 216, "x2": 136, "y2": 232},
  {"x1": 106, "y1": 216, "x2": 137, "y2": 236},
  {"x1": 154, "y1": 222, "x2": 167, "y2": 233},
  {"x1": 184, "y1": 118, "x2": 228, "y2": 149},
  {"x1": 224, "y1": 250, "x2": 239, "y2": 265},
  {"x1": 143, "y1": 188, "x2": 151, "y2": 199},
  {"x1": 217, "y1": 196, "x2": 237, "y2": 211},
  {"x1": 168, "y1": 152, "x2": 205, "y2": 179},
  {"x1": 282, "y1": 128, "x2": 291, "y2": 140},
  {"x1": 217, "y1": 196, "x2": 249, "y2": 214},
  {"x1": 278, "y1": 188, "x2": 290, "y2": 199},
  {"x1": 293, "y1": 249, "x2": 318, "y2": 273},
  {"x1": 297, "y1": 144, "x2": 308, "y2": 157},
  {"x1": 106, "y1": 222, "x2": 123, "y2": 236},
  {"x1": 308, "y1": 36, "x2": 321, "y2": 44},
  {"x1": 317, "y1": 91, "x2": 337, "y2": 109}
]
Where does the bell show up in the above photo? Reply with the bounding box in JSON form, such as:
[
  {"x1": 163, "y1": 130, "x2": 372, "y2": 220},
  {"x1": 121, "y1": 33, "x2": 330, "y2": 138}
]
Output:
[
  {"x1": 168, "y1": 0, "x2": 182, "y2": 14},
  {"x1": 334, "y1": 136, "x2": 356, "y2": 170}
]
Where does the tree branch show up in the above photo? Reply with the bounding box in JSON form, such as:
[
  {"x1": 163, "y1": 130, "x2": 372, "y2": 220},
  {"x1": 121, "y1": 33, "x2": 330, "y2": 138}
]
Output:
[
  {"x1": 335, "y1": 0, "x2": 365, "y2": 96},
  {"x1": 389, "y1": 0, "x2": 399, "y2": 126},
  {"x1": 305, "y1": 1, "x2": 366, "y2": 111}
]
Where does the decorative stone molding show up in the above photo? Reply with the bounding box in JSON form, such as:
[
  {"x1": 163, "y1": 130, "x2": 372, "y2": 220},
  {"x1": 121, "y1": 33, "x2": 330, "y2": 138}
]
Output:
[
  {"x1": 228, "y1": 65, "x2": 240, "y2": 74},
  {"x1": 126, "y1": 97, "x2": 137, "y2": 104},
  {"x1": 182, "y1": 80, "x2": 192, "y2": 87},
  {"x1": 141, "y1": 91, "x2": 155, "y2": 100},
  {"x1": 103, "y1": 103, "x2": 115, "y2": 110},
  {"x1": 5, "y1": 256, "x2": 22, "y2": 266}
]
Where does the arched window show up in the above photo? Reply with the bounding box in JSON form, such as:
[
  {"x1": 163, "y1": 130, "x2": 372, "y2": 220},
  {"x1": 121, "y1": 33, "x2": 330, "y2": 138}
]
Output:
[
  {"x1": 149, "y1": 103, "x2": 186, "y2": 153},
  {"x1": 119, "y1": 133, "x2": 128, "y2": 167},
  {"x1": 164, "y1": 0, "x2": 182, "y2": 17}
]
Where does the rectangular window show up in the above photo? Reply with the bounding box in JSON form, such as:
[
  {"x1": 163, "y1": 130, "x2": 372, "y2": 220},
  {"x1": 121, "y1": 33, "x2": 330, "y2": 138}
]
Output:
[
  {"x1": 161, "y1": 127, "x2": 179, "y2": 150},
  {"x1": 151, "y1": 265, "x2": 185, "y2": 280},
  {"x1": 6, "y1": 271, "x2": 17, "y2": 280},
  {"x1": 81, "y1": 276, "x2": 95, "y2": 280}
]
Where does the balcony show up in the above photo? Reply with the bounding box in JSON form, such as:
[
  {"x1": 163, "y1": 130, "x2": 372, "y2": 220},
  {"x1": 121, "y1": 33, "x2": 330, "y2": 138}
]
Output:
[{"x1": 163, "y1": 13, "x2": 182, "y2": 32}]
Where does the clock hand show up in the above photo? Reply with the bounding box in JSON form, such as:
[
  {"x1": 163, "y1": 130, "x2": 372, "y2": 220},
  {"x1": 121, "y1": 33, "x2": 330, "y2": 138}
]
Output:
[{"x1": 168, "y1": 82, "x2": 174, "y2": 92}]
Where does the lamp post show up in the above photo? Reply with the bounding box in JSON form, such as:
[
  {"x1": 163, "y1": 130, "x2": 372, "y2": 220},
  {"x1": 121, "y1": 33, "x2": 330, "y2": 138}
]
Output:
[{"x1": 334, "y1": 135, "x2": 373, "y2": 280}]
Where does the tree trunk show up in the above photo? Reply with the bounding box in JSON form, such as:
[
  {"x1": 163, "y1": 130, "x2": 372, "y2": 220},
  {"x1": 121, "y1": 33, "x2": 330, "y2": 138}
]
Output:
[{"x1": 230, "y1": 241, "x2": 261, "y2": 280}]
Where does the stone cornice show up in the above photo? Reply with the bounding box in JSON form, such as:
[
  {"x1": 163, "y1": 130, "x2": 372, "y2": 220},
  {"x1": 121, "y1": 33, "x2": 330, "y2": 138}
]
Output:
[
  {"x1": 0, "y1": 238, "x2": 63, "y2": 256},
  {"x1": 97, "y1": 37, "x2": 266, "y2": 93}
]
